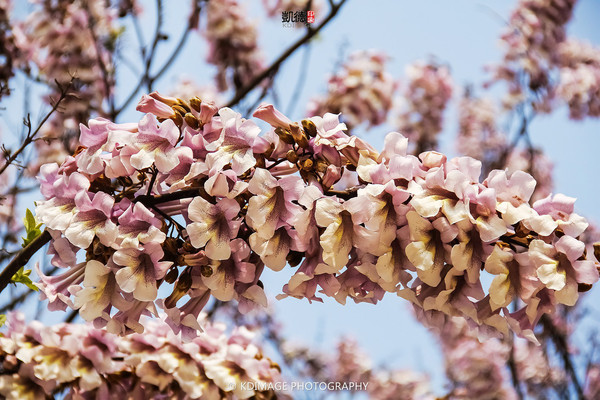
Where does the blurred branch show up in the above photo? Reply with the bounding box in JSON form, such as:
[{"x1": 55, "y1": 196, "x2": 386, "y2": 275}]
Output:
[
  {"x1": 0, "y1": 229, "x2": 51, "y2": 295},
  {"x1": 541, "y1": 315, "x2": 585, "y2": 399},
  {"x1": 116, "y1": 0, "x2": 205, "y2": 116},
  {"x1": 226, "y1": 0, "x2": 349, "y2": 108},
  {"x1": 286, "y1": 42, "x2": 312, "y2": 116},
  {"x1": 85, "y1": 8, "x2": 116, "y2": 119}
]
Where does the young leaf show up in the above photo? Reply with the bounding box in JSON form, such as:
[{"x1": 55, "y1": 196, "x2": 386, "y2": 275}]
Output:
[
  {"x1": 21, "y1": 208, "x2": 43, "y2": 248},
  {"x1": 11, "y1": 267, "x2": 38, "y2": 292}
]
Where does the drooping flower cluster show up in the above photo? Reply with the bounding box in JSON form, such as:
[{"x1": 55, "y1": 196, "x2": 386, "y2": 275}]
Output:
[
  {"x1": 34, "y1": 92, "x2": 598, "y2": 342},
  {"x1": 204, "y1": 0, "x2": 264, "y2": 92},
  {"x1": 513, "y1": 339, "x2": 566, "y2": 398},
  {"x1": 488, "y1": 0, "x2": 576, "y2": 111},
  {"x1": 0, "y1": 0, "x2": 18, "y2": 99},
  {"x1": 15, "y1": 0, "x2": 120, "y2": 174},
  {"x1": 15, "y1": 0, "x2": 117, "y2": 114},
  {"x1": 0, "y1": 312, "x2": 281, "y2": 400},
  {"x1": 440, "y1": 317, "x2": 516, "y2": 400},
  {"x1": 394, "y1": 61, "x2": 453, "y2": 154},
  {"x1": 456, "y1": 93, "x2": 506, "y2": 165},
  {"x1": 556, "y1": 39, "x2": 600, "y2": 119},
  {"x1": 307, "y1": 51, "x2": 396, "y2": 129},
  {"x1": 281, "y1": 335, "x2": 435, "y2": 399}
]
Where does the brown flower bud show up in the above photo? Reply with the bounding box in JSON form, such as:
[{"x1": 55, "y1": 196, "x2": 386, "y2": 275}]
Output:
[
  {"x1": 302, "y1": 158, "x2": 314, "y2": 171},
  {"x1": 302, "y1": 118, "x2": 318, "y2": 137},
  {"x1": 286, "y1": 150, "x2": 299, "y2": 163},
  {"x1": 184, "y1": 113, "x2": 199, "y2": 129},
  {"x1": 290, "y1": 123, "x2": 309, "y2": 149},
  {"x1": 274, "y1": 127, "x2": 295, "y2": 145},
  {"x1": 172, "y1": 105, "x2": 188, "y2": 116},
  {"x1": 189, "y1": 97, "x2": 202, "y2": 112}
]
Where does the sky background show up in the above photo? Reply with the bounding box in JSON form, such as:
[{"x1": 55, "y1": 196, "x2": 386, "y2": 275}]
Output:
[{"x1": 2, "y1": 0, "x2": 600, "y2": 395}]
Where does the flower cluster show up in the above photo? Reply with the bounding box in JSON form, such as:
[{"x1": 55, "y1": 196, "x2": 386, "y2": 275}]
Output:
[
  {"x1": 556, "y1": 39, "x2": 600, "y2": 119},
  {"x1": 394, "y1": 61, "x2": 453, "y2": 154},
  {"x1": 15, "y1": 0, "x2": 120, "y2": 174},
  {"x1": 440, "y1": 317, "x2": 516, "y2": 399},
  {"x1": 0, "y1": 312, "x2": 281, "y2": 399},
  {"x1": 204, "y1": 0, "x2": 264, "y2": 92},
  {"x1": 307, "y1": 51, "x2": 396, "y2": 129},
  {"x1": 34, "y1": 92, "x2": 598, "y2": 342},
  {"x1": 488, "y1": 0, "x2": 576, "y2": 111},
  {"x1": 456, "y1": 93, "x2": 506, "y2": 165},
  {"x1": 15, "y1": 0, "x2": 117, "y2": 113},
  {"x1": 0, "y1": 0, "x2": 18, "y2": 99},
  {"x1": 514, "y1": 339, "x2": 566, "y2": 397},
  {"x1": 329, "y1": 337, "x2": 434, "y2": 400},
  {"x1": 282, "y1": 335, "x2": 434, "y2": 399}
]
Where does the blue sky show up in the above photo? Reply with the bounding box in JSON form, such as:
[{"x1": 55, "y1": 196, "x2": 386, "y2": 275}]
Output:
[{"x1": 2, "y1": 0, "x2": 600, "y2": 394}]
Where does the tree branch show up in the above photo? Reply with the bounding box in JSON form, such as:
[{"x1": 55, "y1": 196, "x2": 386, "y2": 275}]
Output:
[
  {"x1": 0, "y1": 230, "x2": 51, "y2": 295},
  {"x1": 225, "y1": 0, "x2": 349, "y2": 108},
  {"x1": 541, "y1": 315, "x2": 585, "y2": 399}
]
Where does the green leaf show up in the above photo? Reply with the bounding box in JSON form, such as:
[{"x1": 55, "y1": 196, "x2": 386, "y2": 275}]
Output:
[
  {"x1": 21, "y1": 208, "x2": 43, "y2": 248},
  {"x1": 0, "y1": 315, "x2": 5, "y2": 327},
  {"x1": 11, "y1": 267, "x2": 38, "y2": 292}
]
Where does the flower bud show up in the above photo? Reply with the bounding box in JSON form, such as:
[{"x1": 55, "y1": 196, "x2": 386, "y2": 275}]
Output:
[
  {"x1": 184, "y1": 113, "x2": 199, "y2": 129},
  {"x1": 322, "y1": 164, "x2": 342, "y2": 188},
  {"x1": 419, "y1": 151, "x2": 447, "y2": 169},
  {"x1": 253, "y1": 103, "x2": 293, "y2": 129},
  {"x1": 302, "y1": 119, "x2": 317, "y2": 137},
  {"x1": 286, "y1": 150, "x2": 299, "y2": 163},
  {"x1": 274, "y1": 127, "x2": 295, "y2": 145}
]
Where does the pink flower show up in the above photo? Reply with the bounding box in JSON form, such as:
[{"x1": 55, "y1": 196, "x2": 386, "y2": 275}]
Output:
[
  {"x1": 113, "y1": 243, "x2": 172, "y2": 301},
  {"x1": 128, "y1": 113, "x2": 180, "y2": 173},
  {"x1": 64, "y1": 191, "x2": 118, "y2": 249},
  {"x1": 187, "y1": 196, "x2": 241, "y2": 260}
]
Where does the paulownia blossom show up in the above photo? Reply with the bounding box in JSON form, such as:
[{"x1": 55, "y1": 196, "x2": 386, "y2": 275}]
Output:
[
  {"x1": 307, "y1": 50, "x2": 397, "y2": 128},
  {"x1": 394, "y1": 60, "x2": 453, "y2": 154},
  {"x1": 0, "y1": 312, "x2": 281, "y2": 399},
  {"x1": 203, "y1": 0, "x2": 264, "y2": 91},
  {"x1": 33, "y1": 91, "x2": 599, "y2": 343}
]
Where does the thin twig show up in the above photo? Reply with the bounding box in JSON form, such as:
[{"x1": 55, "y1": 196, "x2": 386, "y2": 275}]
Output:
[
  {"x1": 225, "y1": 0, "x2": 349, "y2": 108},
  {"x1": 116, "y1": 0, "x2": 200, "y2": 115},
  {"x1": 0, "y1": 82, "x2": 72, "y2": 177}
]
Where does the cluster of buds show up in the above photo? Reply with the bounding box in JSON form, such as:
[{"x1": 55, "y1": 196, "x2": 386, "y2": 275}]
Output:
[
  {"x1": 33, "y1": 91, "x2": 598, "y2": 343},
  {"x1": 307, "y1": 51, "x2": 396, "y2": 128},
  {"x1": 204, "y1": 0, "x2": 264, "y2": 91},
  {"x1": 394, "y1": 61, "x2": 453, "y2": 154},
  {"x1": 0, "y1": 312, "x2": 281, "y2": 399}
]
